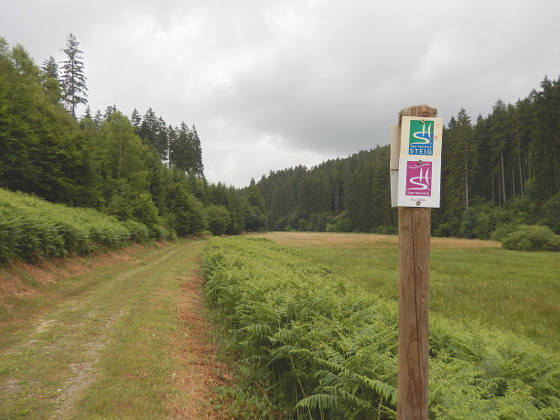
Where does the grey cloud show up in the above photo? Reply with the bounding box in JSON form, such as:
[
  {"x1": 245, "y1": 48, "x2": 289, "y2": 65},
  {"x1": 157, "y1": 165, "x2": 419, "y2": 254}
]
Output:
[{"x1": 2, "y1": 0, "x2": 559, "y2": 186}]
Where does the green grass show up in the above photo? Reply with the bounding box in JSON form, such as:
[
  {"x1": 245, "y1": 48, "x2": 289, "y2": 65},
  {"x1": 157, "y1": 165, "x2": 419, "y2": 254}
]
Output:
[
  {"x1": 0, "y1": 239, "x2": 206, "y2": 419},
  {"x1": 290, "y1": 242, "x2": 560, "y2": 351}
]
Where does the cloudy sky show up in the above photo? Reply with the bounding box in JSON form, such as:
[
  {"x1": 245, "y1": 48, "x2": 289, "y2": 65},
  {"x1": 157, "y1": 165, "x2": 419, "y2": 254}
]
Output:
[{"x1": 2, "y1": 0, "x2": 559, "y2": 187}]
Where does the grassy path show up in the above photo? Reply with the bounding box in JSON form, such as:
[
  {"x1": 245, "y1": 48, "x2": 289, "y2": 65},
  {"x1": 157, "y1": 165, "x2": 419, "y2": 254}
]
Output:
[{"x1": 0, "y1": 238, "x2": 226, "y2": 419}]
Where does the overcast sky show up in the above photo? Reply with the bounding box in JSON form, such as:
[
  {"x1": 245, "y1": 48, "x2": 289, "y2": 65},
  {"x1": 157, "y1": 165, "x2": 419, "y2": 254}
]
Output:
[{"x1": 2, "y1": 0, "x2": 559, "y2": 187}]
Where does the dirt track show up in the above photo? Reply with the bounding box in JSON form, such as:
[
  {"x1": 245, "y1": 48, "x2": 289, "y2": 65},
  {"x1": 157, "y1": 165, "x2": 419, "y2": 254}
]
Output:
[{"x1": 0, "y1": 239, "x2": 227, "y2": 419}]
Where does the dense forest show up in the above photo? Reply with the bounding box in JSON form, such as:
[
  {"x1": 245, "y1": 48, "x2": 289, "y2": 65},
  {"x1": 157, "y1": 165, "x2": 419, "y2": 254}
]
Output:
[
  {"x1": 0, "y1": 35, "x2": 266, "y2": 239},
  {"x1": 1, "y1": 34, "x2": 559, "y2": 250},
  {"x1": 255, "y1": 77, "x2": 560, "y2": 248}
]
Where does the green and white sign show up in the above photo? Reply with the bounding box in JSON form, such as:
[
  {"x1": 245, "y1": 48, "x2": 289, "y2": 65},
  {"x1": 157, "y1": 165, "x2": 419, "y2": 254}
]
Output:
[{"x1": 400, "y1": 117, "x2": 443, "y2": 158}]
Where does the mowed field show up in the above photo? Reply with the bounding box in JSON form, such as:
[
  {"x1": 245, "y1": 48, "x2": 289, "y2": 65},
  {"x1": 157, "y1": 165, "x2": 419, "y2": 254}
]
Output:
[{"x1": 255, "y1": 232, "x2": 560, "y2": 352}]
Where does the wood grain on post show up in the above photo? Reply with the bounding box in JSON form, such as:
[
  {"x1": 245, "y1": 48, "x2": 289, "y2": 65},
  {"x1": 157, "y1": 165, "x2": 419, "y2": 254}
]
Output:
[{"x1": 397, "y1": 105, "x2": 437, "y2": 420}]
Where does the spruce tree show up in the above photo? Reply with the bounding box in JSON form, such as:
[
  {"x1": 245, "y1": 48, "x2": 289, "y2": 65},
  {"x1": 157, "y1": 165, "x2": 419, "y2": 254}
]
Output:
[
  {"x1": 40, "y1": 56, "x2": 62, "y2": 104},
  {"x1": 139, "y1": 107, "x2": 158, "y2": 148},
  {"x1": 41, "y1": 56, "x2": 59, "y2": 79},
  {"x1": 190, "y1": 124, "x2": 204, "y2": 177},
  {"x1": 130, "y1": 109, "x2": 141, "y2": 132},
  {"x1": 60, "y1": 33, "x2": 87, "y2": 118}
]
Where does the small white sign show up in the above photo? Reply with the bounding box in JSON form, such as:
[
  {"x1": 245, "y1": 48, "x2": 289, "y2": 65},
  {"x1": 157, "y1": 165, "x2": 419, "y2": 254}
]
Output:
[
  {"x1": 398, "y1": 117, "x2": 443, "y2": 208},
  {"x1": 390, "y1": 116, "x2": 443, "y2": 208}
]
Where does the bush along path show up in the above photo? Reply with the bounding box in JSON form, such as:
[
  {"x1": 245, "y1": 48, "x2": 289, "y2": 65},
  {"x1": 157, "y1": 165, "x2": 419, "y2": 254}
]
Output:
[{"x1": 0, "y1": 238, "x2": 232, "y2": 419}]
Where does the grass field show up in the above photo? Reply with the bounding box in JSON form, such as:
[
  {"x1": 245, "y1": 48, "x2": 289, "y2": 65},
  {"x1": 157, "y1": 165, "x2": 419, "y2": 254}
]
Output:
[{"x1": 256, "y1": 232, "x2": 560, "y2": 352}]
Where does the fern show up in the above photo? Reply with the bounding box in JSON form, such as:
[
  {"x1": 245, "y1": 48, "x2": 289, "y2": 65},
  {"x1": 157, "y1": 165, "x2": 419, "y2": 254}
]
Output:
[
  {"x1": 203, "y1": 237, "x2": 560, "y2": 419},
  {"x1": 295, "y1": 393, "x2": 339, "y2": 411}
]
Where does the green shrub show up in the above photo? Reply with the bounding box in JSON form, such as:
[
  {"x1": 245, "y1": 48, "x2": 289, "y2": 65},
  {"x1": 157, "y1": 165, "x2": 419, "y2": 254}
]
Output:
[
  {"x1": 540, "y1": 193, "x2": 560, "y2": 234},
  {"x1": 491, "y1": 222, "x2": 519, "y2": 242},
  {"x1": 206, "y1": 205, "x2": 231, "y2": 236},
  {"x1": 502, "y1": 225, "x2": 560, "y2": 251},
  {"x1": 122, "y1": 220, "x2": 150, "y2": 243},
  {"x1": 0, "y1": 188, "x2": 155, "y2": 264}
]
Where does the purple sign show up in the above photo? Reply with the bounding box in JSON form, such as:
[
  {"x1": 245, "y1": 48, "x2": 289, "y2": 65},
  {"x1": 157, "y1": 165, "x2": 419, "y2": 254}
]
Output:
[{"x1": 405, "y1": 161, "x2": 432, "y2": 196}]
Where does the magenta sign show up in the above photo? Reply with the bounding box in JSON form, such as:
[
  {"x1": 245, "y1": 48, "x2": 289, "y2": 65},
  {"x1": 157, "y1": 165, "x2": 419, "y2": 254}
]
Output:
[{"x1": 405, "y1": 161, "x2": 432, "y2": 196}]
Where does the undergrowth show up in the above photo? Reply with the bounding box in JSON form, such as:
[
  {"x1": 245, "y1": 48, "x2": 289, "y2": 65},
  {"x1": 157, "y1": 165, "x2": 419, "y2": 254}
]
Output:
[
  {"x1": 202, "y1": 237, "x2": 560, "y2": 419},
  {"x1": 0, "y1": 188, "x2": 174, "y2": 264}
]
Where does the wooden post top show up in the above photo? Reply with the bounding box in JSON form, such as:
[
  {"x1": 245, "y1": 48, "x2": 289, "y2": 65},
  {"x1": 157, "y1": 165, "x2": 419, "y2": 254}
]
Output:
[{"x1": 398, "y1": 105, "x2": 438, "y2": 121}]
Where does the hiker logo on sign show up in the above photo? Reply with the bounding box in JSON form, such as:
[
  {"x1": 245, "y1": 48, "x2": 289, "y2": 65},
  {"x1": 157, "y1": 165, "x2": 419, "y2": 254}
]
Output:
[
  {"x1": 408, "y1": 120, "x2": 434, "y2": 155},
  {"x1": 405, "y1": 161, "x2": 432, "y2": 196}
]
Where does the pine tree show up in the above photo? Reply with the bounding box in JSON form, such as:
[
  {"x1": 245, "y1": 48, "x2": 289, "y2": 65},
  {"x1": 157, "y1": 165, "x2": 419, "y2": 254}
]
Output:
[
  {"x1": 130, "y1": 109, "x2": 141, "y2": 132},
  {"x1": 190, "y1": 124, "x2": 204, "y2": 178},
  {"x1": 529, "y1": 77, "x2": 560, "y2": 208},
  {"x1": 60, "y1": 33, "x2": 87, "y2": 118},
  {"x1": 40, "y1": 56, "x2": 62, "y2": 104},
  {"x1": 488, "y1": 100, "x2": 510, "y2": 206},
  {"x1": 138, "y1": 107, "x2": 158, "y2": 149},
  {"x1": 93, "y1": 109, "x2": 103, "y2": 127},
  {"x1": 169, "y1": 122, "x2": 191, "y2": 172},
  {"x1": 41, "y1": 56, "x2": 59, "y2": 79},
  {"x1": 154, "y1": 117, "x2": 169, "y2": 161},
  {"x1": 436, "y1": 111, "x2": 475, "y2": 235}
]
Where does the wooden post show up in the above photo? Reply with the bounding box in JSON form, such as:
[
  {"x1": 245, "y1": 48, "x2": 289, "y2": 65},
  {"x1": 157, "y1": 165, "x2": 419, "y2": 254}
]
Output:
[{"x1": 397, "y1": 105, "x2": 437, "y2": 420}]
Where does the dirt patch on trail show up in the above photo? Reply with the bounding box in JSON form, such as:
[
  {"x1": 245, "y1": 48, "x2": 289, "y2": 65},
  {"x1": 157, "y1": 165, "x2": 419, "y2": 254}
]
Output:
[{"x1": 169, "y1": 269, "x2": 233, "y2": 419}]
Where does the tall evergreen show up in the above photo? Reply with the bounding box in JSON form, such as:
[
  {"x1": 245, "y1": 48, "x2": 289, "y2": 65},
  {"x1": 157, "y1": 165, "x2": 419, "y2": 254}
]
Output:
[
  {"x1": 60, "y1": 33, "x2": 87, "y2": 118},
  {"x1": 138, "y1": 107, "x2": 158, "y2": 149},
  {"x1": 154, "y1": 116, "x2": 169, "y2": 161},
  {"x1": 130, "y1": 109, "x2": 141, "y2": 132},
  {"x1": 436, "y1": 110, "x2": 477, "y2": 235},
  {"x1": 528, "y1": 77, "x2": 560, "y2": 208},
  {"x1": 41, "y1": 56, "x2": 59, "y2": 79},
  {"x1": 190, "y1": 125, "x2": 204, "y2": 177}
]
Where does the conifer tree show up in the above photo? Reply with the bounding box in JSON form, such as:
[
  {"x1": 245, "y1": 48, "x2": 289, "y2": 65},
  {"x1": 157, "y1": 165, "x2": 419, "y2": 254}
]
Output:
[
  {"x1": 60, "y1": 33, "x2": 87, "y2": 118},
  {"x1": 41, "y1": 56, "x2": 59, "y2": 79},
  {"x1": 93, "y1": 109, "x2": 103, "y2": 127},
  {"x1": 40, "y1": 56, "x2": 62, "y2": 104},
  {"x1": 190, "y1": 124, "x2": 204, "y2": 178},
  {"x1": 130, "y1": 109, "x2": 141, "y2": 132},
  {"x1": 155, "y1": 117, "x2": 169, "y2": 161},
  {"x1": 138, "y1": 107, "x2": 158, "y2": 148},
  {"x1": 529, "y1": 77, "x2": 560, "y2": 207}
]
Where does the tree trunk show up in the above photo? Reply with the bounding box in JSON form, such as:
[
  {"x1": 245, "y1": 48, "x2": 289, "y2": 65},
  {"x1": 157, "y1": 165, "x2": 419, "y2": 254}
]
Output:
[
  {"x1": 464, "y1": 154, "x2": 469, "y2": 208},
  {"x1": 512, "y1": 166, "x2": 516, "y2": 199},
  {"x1": 517, "y1": 130, "x2": 524, "y2": 197},
  {"x1": 501, "y1": 151, "x2": 506, "y2": 205},
  {"x1": 491, "y1": 170, "x2": 495, "y2": 205}
]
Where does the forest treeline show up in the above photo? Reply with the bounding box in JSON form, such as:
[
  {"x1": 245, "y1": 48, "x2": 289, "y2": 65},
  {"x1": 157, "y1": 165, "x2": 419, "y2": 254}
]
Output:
[
  {"x1": 255, "y1": 77, "x2": 560, "y2": 249},
  {"x1": 1, "y1": 34, "x2": 559, "y2": 251},
  {"x1": 0, "y1": 35, "x2": 266, "y2": 241}
]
